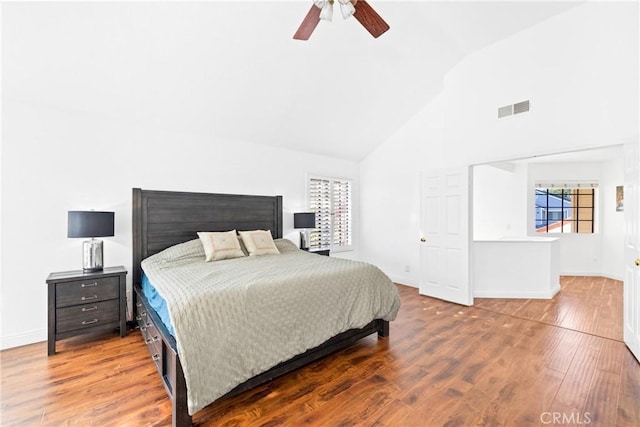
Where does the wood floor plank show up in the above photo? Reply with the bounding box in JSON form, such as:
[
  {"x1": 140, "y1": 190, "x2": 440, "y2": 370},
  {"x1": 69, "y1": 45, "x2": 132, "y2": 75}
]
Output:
[
  {"x1": 1, "y1": 278, "x2": 638, "y2": 427},
  {"x1": 552, "y1": 346, "x2": 601, "y2": 410},
  {"x1": 583, "y1": 369, "x2": 623, "y2": 427},
  {"x1": 288, "y1": 373, "x2": 399, "y2": 426},
  {"x1": 507, "y1": 367, "x2": 566, "y2": 426},
  {"x1": 367, "y1": 398, "x2": 415, "y2": 427},
  {"x1": 616, "y1": 350, "x2": 640, "y2": 426},
  {"x1": 596, "y1": 339, "x2": 625, "y2": 375}
]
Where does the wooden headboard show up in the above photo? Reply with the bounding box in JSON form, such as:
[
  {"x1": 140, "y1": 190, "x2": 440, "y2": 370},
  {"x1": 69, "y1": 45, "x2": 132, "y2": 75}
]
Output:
[{"x1": 132, "y1": 188, "x2": 283, "y2": 285}]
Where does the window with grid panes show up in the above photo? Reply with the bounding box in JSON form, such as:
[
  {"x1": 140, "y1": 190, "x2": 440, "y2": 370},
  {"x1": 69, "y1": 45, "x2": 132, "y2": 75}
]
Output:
[
  {"x1": 308, "y1": 176, "x2": 352, "y2": 251},
  {"x1": 534, "y1": 182, "x2": 597, "y2": 234}
]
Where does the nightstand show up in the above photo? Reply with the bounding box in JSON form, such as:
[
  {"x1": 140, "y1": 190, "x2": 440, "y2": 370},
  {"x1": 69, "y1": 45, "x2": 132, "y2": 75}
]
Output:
[
  {"x1": 46, "y1": 266, "x2": 127, "y2": 355},
  {"x1": 303, "y1": 248, "x2": 330, "y2": 256}
]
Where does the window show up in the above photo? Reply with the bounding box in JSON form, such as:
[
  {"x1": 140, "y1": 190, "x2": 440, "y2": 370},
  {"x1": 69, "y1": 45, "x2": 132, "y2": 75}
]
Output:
[
  {"x1": 308, "y1": 176, "x2": 352, "y2": 251},
  {"x1": 535, "y1": 183, "x2": 597, "y2": 233}
]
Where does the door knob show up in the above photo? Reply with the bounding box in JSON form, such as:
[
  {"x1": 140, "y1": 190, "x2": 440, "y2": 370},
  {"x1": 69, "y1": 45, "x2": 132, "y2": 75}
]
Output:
[
  {"x1": 420, "y1": 237, "x2": 427, "y2": 243},
  {"x1": 636, "y1": 258, "x2": 640, "y2": 266}
]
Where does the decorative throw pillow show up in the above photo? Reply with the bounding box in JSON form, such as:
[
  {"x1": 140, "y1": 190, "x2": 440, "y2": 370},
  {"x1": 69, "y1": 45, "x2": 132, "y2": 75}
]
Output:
[
  {"x1": 238, "y1": 230, "x2": 280, "y2": 256},
  {"x1": 197, "y1": 230, "x2": 245, "y2": 262}
]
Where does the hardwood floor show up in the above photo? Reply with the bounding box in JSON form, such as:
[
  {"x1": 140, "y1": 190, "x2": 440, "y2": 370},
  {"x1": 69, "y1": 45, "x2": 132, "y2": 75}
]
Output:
[
  {"x1": 475, "y1": 276, "x2": 623, "y2": 341},
  {"x1": 2, "y1": 277, "x2": 638, "y2": 426}
]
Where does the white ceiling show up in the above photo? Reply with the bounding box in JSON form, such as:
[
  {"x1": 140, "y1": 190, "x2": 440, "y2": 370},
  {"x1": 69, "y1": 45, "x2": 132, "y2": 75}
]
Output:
[{"x1": 3, "y1": 1, "x2": 579, "y2": 161}]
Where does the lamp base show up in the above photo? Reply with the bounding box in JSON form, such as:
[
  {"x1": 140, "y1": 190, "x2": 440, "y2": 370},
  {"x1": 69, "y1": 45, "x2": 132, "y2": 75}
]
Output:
[
  {"x1": 299, "y1": 231, "x2": 310, "y2": 250},
  {"x1": 82, "y1": 239, "x2": 104, "y2": 272}
]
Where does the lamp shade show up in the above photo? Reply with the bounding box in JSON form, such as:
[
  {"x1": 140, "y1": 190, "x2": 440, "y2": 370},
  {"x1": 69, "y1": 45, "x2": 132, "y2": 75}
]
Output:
[
  {"x1": 294, "y1": 212, "x2": 316, "y2": 229},
  {"x1": 68, "y1": 211, "x2": 115, "y2": 238}
]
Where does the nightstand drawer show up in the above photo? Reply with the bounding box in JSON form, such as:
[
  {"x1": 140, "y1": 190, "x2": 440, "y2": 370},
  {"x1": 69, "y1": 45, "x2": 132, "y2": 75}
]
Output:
[
  {"x1": 55, "y1": 276, "x2": 119, "y2": 308},
  {"x1": 56, "y1": 299, "x2": 119, "y2": 333}
]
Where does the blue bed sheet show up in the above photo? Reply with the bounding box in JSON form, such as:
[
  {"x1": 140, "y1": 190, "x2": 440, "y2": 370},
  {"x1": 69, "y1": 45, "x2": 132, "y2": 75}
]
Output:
[{"x1": 141, "y1": 273, "x2": 175, "y2": 337}]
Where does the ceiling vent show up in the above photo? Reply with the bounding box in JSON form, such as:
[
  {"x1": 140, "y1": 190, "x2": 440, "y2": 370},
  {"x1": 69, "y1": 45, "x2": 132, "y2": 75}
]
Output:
[{"x1": 498, "y1": 100, "x2": 530, "y2": 118}]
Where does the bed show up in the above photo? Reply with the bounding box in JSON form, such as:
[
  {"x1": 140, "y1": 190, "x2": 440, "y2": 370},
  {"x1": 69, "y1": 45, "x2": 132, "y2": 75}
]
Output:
[{"x1": 132, "y1": 188, "x2": 399, "y2": 426}]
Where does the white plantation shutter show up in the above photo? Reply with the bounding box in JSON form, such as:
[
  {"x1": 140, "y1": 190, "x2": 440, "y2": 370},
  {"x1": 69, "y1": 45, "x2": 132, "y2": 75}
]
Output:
[
  {"x1": 308, "y1": 176, "x2": 353, "y2": 251},
  {"x1": 332, "y1": 179, "x2": 352, "y2": 249},
  {"x1": 309, "y1": 177, "x2": 332, "y2": 249}
]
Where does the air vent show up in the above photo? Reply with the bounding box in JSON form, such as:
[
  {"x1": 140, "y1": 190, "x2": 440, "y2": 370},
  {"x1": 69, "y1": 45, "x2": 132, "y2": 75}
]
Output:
[
  {"x1": 514, "y1": 100, "x2": 530, "y2": 114},
  {"x1": 498, "y1": 100, "x2": 530, "y2": 118},
  {"x1": 498, "y1": 105, "x2": 513, "y2": 118}
]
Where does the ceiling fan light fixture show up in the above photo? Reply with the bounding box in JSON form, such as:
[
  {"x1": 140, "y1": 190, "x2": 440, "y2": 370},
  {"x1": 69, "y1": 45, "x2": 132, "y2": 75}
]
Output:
[
  {"x1": 338, "y1": 0, "x2": 355, "y2": 19},
  {"x1": 314, "y1": 0, "x2": 334, "y2": 22}
]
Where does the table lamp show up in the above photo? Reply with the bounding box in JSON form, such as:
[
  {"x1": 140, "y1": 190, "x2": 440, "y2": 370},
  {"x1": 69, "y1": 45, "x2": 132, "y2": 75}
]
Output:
[{"x1": 68, "y1": 211, "x2": 114, "y2": 272}]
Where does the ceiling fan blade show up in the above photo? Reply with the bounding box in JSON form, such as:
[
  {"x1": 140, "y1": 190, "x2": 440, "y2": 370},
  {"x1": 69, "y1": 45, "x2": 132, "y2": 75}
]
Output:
[
  {"x1": 293, "y1": 4, "x2": 322, "y2": 40},
  {"x1": 352, "y1": 0, "x2": 389, "y2": 38}
]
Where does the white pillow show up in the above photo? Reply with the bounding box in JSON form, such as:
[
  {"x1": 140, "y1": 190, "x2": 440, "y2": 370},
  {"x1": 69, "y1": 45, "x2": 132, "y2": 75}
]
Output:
[
  {"x1": 238, "y1": 230, "x2": 280, "y2": 256},
  {"x1": 197, "y1": 230, "x2": 245, "y2": 262}
]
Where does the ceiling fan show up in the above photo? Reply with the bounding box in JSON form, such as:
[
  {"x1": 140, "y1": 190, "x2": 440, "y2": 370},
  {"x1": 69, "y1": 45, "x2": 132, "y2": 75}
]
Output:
[{"x1": 293, "y1": 0, "x2": 390, "y2": 41}]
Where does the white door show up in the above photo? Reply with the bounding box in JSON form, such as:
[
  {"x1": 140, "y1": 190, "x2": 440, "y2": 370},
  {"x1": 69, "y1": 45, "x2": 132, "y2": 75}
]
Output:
[
  {"x1": 419, "y1": 167, "x2": 473, "y2": 306},
  {"x1": 623, "y1": 141, "x2": 640, "y2": 362}
]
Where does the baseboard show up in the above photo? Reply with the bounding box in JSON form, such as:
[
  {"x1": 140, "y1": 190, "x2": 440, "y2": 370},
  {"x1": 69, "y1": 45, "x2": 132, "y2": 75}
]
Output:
[
  {"x1": 474, "y1": 283, "x2": 560, "y2": 300},
  {"x1": 388, "y1": 275, "x2": 418, "y2": 288},
  {"x1": 561, "y1": 272, "x2": 624, "y2": 281},
  {"x1": 1, "y1": 328, "x2": 46, "y2": 351}
]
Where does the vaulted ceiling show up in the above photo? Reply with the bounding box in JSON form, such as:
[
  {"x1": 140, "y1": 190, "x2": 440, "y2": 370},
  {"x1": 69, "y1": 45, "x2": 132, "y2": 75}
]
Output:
[{"x1": 3, "y1": 1, "x2": 578, "y2": 161}]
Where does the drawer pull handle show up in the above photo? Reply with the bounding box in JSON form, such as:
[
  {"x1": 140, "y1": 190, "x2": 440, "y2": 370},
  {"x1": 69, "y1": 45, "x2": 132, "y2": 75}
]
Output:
[
  {"x1": 82, "y1": 306, "x2": 98, "y2": 312},
  {"x1": 146, "y1": 335, "x2": 159, "y2": 344},
  {"x1": 135, "y1": 315, "x2": 142, "y2": 321},
  {"x1": 81, "y1": 295, "x2": 98, "y2": 301},
  {"x1": 140, "y1": 326, "x2": 147, "y2": 332},
  {"x1": 81, "y1": 282, "x2": 98, "y2": 288},
  {"x1": 136, "y1": 302, "x2": 142, "y2": 307},
  {"x1": 82, "y1": 319, "x2": 98, "y2": 325},
  {"x1": 152, "y1": 353, "x2": 160, "y2": 362}
]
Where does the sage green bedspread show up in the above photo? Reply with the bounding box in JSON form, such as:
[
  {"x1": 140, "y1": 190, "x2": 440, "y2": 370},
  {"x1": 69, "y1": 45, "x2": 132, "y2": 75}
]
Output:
[{"x1": 141, "y1": 238, "x2": 400, "y2": 415}]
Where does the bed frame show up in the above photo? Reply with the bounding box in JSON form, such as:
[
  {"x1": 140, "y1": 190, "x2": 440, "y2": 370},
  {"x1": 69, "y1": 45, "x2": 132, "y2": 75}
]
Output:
[{"x1": 132, "y1": 188, "x2": 389, "y2": 426}]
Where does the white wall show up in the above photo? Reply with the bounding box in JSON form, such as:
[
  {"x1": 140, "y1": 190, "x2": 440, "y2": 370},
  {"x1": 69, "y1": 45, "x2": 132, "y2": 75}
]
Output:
[
  {"x1": 359, "y1": 94, "x2": 446, "y2": 286},
  {"x1": 472, "y1": 163, "x2": 528, "y2": 240},
  {"x1": 442, "y1": 2, "x2": 638, "y2": 166},
  {"x1": 1, "y1": 100, "x2": 359, "y2": 349},
  {"x1": 360, "y1": 2, "x2": 638, "y2": 287},
  {"x1": 601, "y1": 157, "x2": 625, "y2": 280}
]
